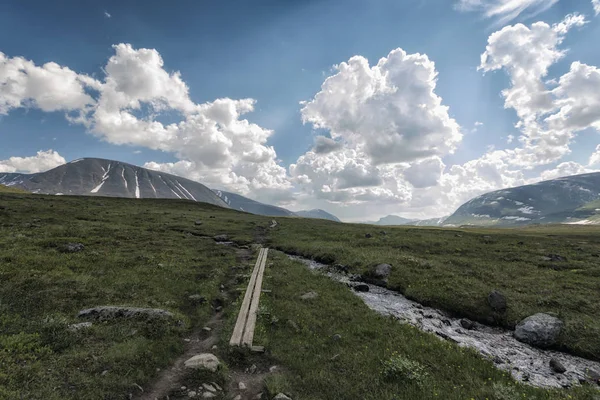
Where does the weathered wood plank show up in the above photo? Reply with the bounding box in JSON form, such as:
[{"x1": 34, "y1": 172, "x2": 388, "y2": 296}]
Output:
[
  {"x1": 229, "y1": 248, "x2": 265, "y2": 346},
  {"x1": 241, "y1": 248, "x2": 269, "y2": 347}
]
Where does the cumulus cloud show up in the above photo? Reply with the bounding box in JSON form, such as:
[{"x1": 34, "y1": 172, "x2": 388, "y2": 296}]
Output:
[
  {"x1": 0, "y1": 52, "x2": 98, "y2": 115},
  {"x1": 479, "y1": 14, "x2": 589, "y2": 167},
  {"x1": 0, "y1": 44, "x2": 291, "y2": 200},
  {"x1": 588, "y1": 144, "x2": 600, "y2": 166},
  {"x1": 537, "y1": 161, "x2": 596, "y2": 181},
  {"x1": 300, "y1": 48, "x2": 462, "y2": 166},
  {"x1": 293, "y1": 47, "x2": 462, "y2": 205},
  {"x1": 313, "y1": 136, "x2": 343, "y2": 154},
  {"x1": 455, "y1": 0, "x2": 560, "y2": 25},
  {"x1": 593, "y1": 0, "x2": 600, "y2": 16},
  {"x1": 0, "y1": 150, "x2": 66, "y2": 173}
]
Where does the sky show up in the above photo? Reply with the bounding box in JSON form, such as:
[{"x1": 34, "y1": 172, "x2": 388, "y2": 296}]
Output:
[{"x1": 1, "y1": 0, "x2": 600, "y2": 222}]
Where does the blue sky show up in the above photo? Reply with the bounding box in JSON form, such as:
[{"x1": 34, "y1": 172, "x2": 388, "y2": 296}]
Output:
[{"x1": 1, "y1": 0, "x2": 600, "y2": 221}]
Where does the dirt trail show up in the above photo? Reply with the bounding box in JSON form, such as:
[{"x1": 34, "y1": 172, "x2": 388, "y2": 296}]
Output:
[
  {"x1": 140, "y1": 314, "x2": 224, "y2": 400},
  {"x1": 139, "y1": 239, "x2": 276, "y2": 400}
]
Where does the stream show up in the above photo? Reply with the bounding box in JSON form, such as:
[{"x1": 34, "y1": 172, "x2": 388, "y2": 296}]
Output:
[{"x1": 288, "y1": 255, "x2": 600, "y2": 389}]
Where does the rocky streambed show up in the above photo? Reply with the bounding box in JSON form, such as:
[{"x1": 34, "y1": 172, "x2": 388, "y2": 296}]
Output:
[{"x1": 288, "y1": 255, "x2": 600, "y2": 389}]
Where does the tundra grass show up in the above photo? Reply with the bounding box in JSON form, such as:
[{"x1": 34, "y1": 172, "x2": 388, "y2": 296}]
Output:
[
  {"x1": 1, "y1": 193, "x2": 600, "y2": 399},
  {"x1": 266, "y1": 219, "x2": 600, "y2": 362},
  {"x1": 251, "y1": 251, "x2": 597, "y2": 400}
]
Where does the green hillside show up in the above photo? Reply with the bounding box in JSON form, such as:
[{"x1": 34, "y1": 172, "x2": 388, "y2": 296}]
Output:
[
  {"x1": 0, "y1": 184, "x2": 28, "y2": 194},
  {"x1": 1, "y1": 193, "x2": 599, "y2": 399}
]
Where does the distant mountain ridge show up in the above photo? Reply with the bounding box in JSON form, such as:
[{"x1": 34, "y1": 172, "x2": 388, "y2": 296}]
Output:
[
  {"x1": 0, "y1": 158, "x2": 228, "y2": 207},
  {"x1": 214, "y1": 190, "x2": 341, "y2": 222},
  {"x1": 445, "y1": 172, "x2": 600, "y2": 226},
  {"x1": 363, "y1": 215, "x2": 448, "y2": 226},
  {"x1": 0, "y1": 158, "x2": 342, "y2": 222}
]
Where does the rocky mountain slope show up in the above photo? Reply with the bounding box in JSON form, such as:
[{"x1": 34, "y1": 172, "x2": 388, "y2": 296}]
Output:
[
  {"x1": 294, "y1": 209, "x2": 341, "y2": 222},
  {"x1": 214, "y1": 190, "x2": 295, "y2": 217},
  {"x1": 445, "y1": 172, "x2": 600, "y2": 226},
  {"x1": 363, "y1": 215, "x2": 448, "y2": 226},
  {"x1": 0, "y1": 158, "x2": 228, "y2": 207},
  {"x1": 214, "y1": 190, "x2": 341, "y2": 221}
]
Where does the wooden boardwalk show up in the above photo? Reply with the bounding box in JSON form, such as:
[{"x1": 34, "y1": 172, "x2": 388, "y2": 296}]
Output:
[{"x1": 229, "y1": 247, "x2": 269, "y2": 348}]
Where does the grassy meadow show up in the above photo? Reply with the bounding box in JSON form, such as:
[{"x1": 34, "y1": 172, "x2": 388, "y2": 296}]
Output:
[{"x1": 1, "y1": 192, "x2": 599, "y2": 399}]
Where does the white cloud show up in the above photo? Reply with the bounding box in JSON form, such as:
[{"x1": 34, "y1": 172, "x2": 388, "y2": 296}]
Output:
[
  {"x1": 313, "y1": 136, "x2": 343, "y2": 154},
  {"x1": 300, "y1": 48, "x2": 462, "y2": 166},
  {"x1": 104, "y1": 11, "x2": 111, "y2": 18},
  {"x1": 589, "y1": 144, "x2": 600, "y2": 166},
  {"x1": 537, "y1": 161, "x2": 596, "y2": 181},
  {"x1": 0, "y1": 52, "x2": 98, "y2": 115},
  {"x1": 455, "y1": 0, "x2": 560, "y2": 25},
  {"x1": 0, "y1": 150, "x2": 66, "y2": 173},
  {"x1": 479, "y1": 14, "x2": 589, "y2": 167},
  {"x1": 507, "y1": 134, "x2": 515, "y2": 143},
  {"x1": 0, "y1": 44, "x2": 292, "y2": 201},
  {"x1": 293, "y1": 47, "x2": 462, "y2": 206},
  {"x1": 593, "y1": 0, "x2": 600, "y2": 16}
]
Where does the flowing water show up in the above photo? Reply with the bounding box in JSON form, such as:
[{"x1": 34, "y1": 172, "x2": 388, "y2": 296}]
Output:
[{"x1": 288, "y1": 255, "x2": 600, "y2": 389}]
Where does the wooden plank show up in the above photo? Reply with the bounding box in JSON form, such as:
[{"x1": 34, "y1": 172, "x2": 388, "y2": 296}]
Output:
[
  {"x1": 241, "y1": 248, "x2": 269, "y2": 347},
  {"x1": 229, "y1": 248, "x2": 265, "y2": 346}
]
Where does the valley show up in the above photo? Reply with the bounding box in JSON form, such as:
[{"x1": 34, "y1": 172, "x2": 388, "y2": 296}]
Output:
[{"x1": 2, "y1": 191, "x2": 600, "y2": 399}]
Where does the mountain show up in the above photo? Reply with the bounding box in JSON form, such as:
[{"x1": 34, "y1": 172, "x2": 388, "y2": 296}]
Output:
[
  {"x1": 213, "y1": 190, "x2": 295, "y2": 217},
  {"x1": 0, "y1": 158, "x2": 228, "y2": 207},
  {"x1": 294, "y1": 209, "x2": 341, "y2": 222},
  {"x1": 445, "y1": 172, "x2": 600, "y2": 226},
  {"x1": 373, "y1": 215, "x2": 415, "y2": 225},
  {"x1": 213, "y1": 190, "x2": 341, "y2": 222},
  {"x1": 362, "y1": 215, "x2": 448, "y2": 226}
]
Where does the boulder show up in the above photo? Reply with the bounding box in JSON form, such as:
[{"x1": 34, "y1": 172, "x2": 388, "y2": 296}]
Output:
[
  {"x1": 487, "y1": 290, "x2": 507, "y2": 312},
  {"x1": 352, "y1": 283, "x2": 370, "y2": 292},
  {"x1": 460, "y1": 319, "x2": 475, "y2": 330},
  {"x1": 300, "y1": 291, "x2": 318, "y2": 300},
  {"x1": 194, "y1": 220, "x2": 203, "y2": 226},
  {"x1": 550, "y1": 358, "x2": 566, "y2": 374},
  {"x1": 184, "y1": 353, "x2": 220, "y2": 372},
  {"x1": 584, "y1": 368, "x2": 600, "y2": 385},
  {"x1": 213, "y1": 234, "x2": 229, "y2": 242},
  {"x1": 61, "y1": 243, "x2": 85, "y2": 253},
  {"x1": 374, "y1": 264, "x2": 392, "y2": 280},
  {"x1": 514, "y1": 313, "x2": 563, "y2": 348},
  {"x1": 68, "y1": 322, "x2": 93, "y2": 331},
  {"x1": 77, "y1": 306, "x2": 174, "y2": 321}
]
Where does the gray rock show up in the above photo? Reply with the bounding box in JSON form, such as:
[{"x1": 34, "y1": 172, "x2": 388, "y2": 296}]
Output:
[
  {"x1": 202, "y1": 393, "x2": 216, "y2": 399},
  {"x1": 550, "y1": 358, "x2": 566, "y2": 373},
  {"x1": 77, "y1": 306, "x2": 174, "y2": 321},
  {"x1": 459, "y1": 319, "x2": 475, "y2": 330},
  {"x1": 514, "y1": 313, "x2": 563, "y2": 348},
  {"x1": 194, "y1": 220, "x2": 203, "y2": 226},
  {"x1": 365, "y1": 233, "x2": 372, "y2": 238},
  {"x1": 213, "y1": 234, "x2": 229, "y2": 242},
  {"x1": 584, "y1": 368, "x2": 600, "y2": 384},
  {"x1": 188, "y1": 391, "x2": 197, "y2": 398},
  {"x1": 183, "y1": 353, "x2": 220, "y2": 372},
  {"x1": 189, "y1": 294, "x2": 206, "y2": 304},
  {"x1": 332, "y1": 334, "x2": 342, "y2": 341},
  {"x1": 238, "y1": 382, "x2": 247, "y2": 390},
  {"x1": 300, "y1": 291, "x2": 318, "y2": 300},
  {"x1": 352, "y1": 283, "x2": 369, "y2": 292},
  {"x1": 487, "y1": 290, "x2": 507, "y2": 312},
  {"x1": 273, "y1": 394, "x2": 292, "y2": 400},
  {"x1": 61, "y1": 243, "x2": 85, "y2": 253},
  {"x1": 202, "y1": 383, "x2": 216, "y2": 392},
  {"x1": 374, "y1": 264, "x2": 392, "y2": 279},
  {"x1": 541, "y1": 254, "x2": 566, "y2": 262},
  {"x1": 68, "y1": 322, "x2": 92, "y2": 331}
]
